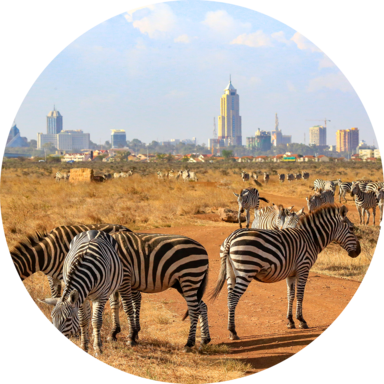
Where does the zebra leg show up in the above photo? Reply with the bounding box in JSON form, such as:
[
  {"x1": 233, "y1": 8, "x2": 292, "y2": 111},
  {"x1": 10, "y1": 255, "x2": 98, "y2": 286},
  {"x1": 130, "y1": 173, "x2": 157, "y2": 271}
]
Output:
[
  {"x1": 182, "y1": 292, "x2": 200, "y2": 351},
  {"x1": 119, "y1": 285, "x2": 137, "y2": 346},
  {"x1": 48, "y1": 276, "x2": 62, "y2": 298},
  {"x1": 132, "y1": 291, "x2": 142, "y2": 340},
  {"x1": 246, "y1": 209, "x2": 250, "y2": 229},
  {"x1": 373, "y1": 207, "x2": 376, "y2": 226},
  {"x1": 295, "y1": 271, "x2": 309, "y2": 329},
  {"x1": 91, "y1": 296, "x2": 108, "y2": 355},
  {"x1": 365, "y1": 208, "x2": 370, "y2": 225},
  {"x1": 238, "y1": 209, "x2": 242, "y2": 229},
  {"x1": 78, "y1": 300, "x2": 91, "y2": 352},
  {"x1": 108, "y1": 291, "x2": 121, "y2": 341},
  {"x1": 357, "y1": 206, "x2": 363, "y2": 225},
  {"x1": 286, "y1": 276, "x2": 296, "y2": 329},
  {"x1": 198, "y1": 300, "x2": 211, "y2": 347}
]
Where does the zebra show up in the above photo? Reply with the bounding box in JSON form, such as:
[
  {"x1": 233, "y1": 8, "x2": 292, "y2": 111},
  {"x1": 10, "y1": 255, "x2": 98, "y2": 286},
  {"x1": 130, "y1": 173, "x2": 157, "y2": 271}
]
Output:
[
  {"x1": 210, "y1": 204, "x2": 360, "y2": 340},
  {"x1": 278, "y1": 174, "x2": 285, "y2": 183},
  {"x1": 252, "y1": 204, "x2": 290, "y2": 230},
  {"x1": 366, "y1": 181, "x2": 384, "y2": 193},
  {"x1": 10, "y1": 224, "x2": 131, "y2": 302},
  {"x1": 306, "y1": 190, "x2": 334, "y2": 212},
  {"x1": 108, "y1": 232, "x2": 211, "y2": 351},
  {"x1": 251, "y1": 172, "x2": 258, "y2": 181},
  {"x1": 113, "y1": 173, "x2": 121, "y2": 178},
  {"x1": 325, "y1": 180, "x2": 337, "y2": 193},
  {"x1": 351, "y1": 182, "x2": 378, "y2": 225},
  {"x1": 286, "y1": 174, "x2": 295, "y2": 182},
  {"x1": 233, "y1": 188, "x2": 269, "y2": 229},
  {"x1": 127, "y1": 170, "x2": 133, "y2": 176},
  {"x1": 337, "y1": 179, "x2": 352, "y2": 203},
  {"x1": 241, "y1": 171, "x2": 250, "y2": 182},
  {"x1": 313, "y1": 179, "x2": 336, "y2": 192},
  {"x1": 189, "y1": 171, "x2": 198, "y2": 181},
  {"x1": 157, "y1": 171, "x2": 165, "y2": 179},
  {"x1": 168, "y1": 170, "x2": 175, "y2": 178},
  {"x1": 55, "y1": 172, "x2": 69, "y2": 182},
  {"x1": 302, "y1": 171, "x2": 310, "y2": 180},
  {"x1": 40, "y1": 231, "x2": 124, "y2": 355},
  {"x1": 295, "y1": 173, "x2": 302, "y2": 181},
  {"x1": 284, "y1": 207, "x2": 305, "y2": 228},
  {"x1": 376, "y1": 189, "x2": 384, "y2": 222},
  {"x1": 263, "y1": 173, "x2": 270, "y2": 184}
]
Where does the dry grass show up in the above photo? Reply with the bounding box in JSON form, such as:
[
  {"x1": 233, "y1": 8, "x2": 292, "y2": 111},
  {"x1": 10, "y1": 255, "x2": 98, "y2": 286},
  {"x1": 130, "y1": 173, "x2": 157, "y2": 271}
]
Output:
[{"x1": 1, "y1": 162, "x2": 382, "y2": 382}]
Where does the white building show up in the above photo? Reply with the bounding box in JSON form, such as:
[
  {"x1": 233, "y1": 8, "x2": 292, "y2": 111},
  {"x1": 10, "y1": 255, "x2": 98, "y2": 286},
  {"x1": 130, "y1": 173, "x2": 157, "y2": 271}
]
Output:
[{"x1": 38, "y1": 130, "x2": 90, "y2": 150}]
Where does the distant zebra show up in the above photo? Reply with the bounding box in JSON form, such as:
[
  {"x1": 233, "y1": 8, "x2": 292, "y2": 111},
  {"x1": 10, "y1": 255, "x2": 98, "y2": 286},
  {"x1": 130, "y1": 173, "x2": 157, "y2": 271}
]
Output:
[
  {"x1": 337, "y1": 179, "x2": 352, "y2": 203},
  {"x1": 189, "y1": 171, "x2": 198, "y2": 181},
  {"x1": 241, "y1": 171, "x2": 250, "y2": 182},
  {"x1": 278, "y1": 174, "x2": 285, "y2": 183},
  {"x1": 40, "y1": 231, "x2": 123, "y2": 355},
  {"x1": 114, "y1": 173, "x2": 121, "y2": 178},
  {"x1": 11, "y1": 224, "x2": 131, "y2": 302},
  {"x1": 55, "y1": 172, "x2": 69, "y2": 182},
  {"x1": 286, "y1": 174, "x2": 295, "y2": 182},
  {"x1": 351, "y1": 182, "x2": 378, "y2": 225},
  {"x1": 252, "y1": 204, "x2": 292, "y2": 230},
  {"x1": 127, "y1": 170, "x2": 133, "y2": 176},
  {"x1": 109, "y1": 232, "x2": 211, "y2": 350},
  {"x1": 251, "y1": 172, "x2": 258, "y2": 181},
  {"x1": 306, "y1": 189, "x2": 334, "y2": 212},
  {"x1": 302, "y1": 172, "x2": 310, "y2": 180},
  {"x1": 263, "y1": 173, "x2": 270, "y2": 184},
  {"x1": 168, "y1": 170, "x2": 175, "y2": 178},
  {"x1": 233, "y1": 188, "x2": 269, "y2": 228},
  {"x1": 157, "y1": 171, "x2": 165, "y2": 179},
  {"x1": 376, "y1": 189, "x2": 384, "y2": 222},
  {"x1": 295, "y1": 173, "x2": 302, "y2": 181},
  {"x1": 210, "y1": 205, "x2": 360, "y2": 339}
]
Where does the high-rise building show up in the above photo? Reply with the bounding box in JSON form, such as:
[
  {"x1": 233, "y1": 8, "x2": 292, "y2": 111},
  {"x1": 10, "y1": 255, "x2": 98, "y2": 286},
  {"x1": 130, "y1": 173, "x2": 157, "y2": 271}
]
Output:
[
  {"x1": 246, "y1": 128, "x2": 271, "y2": 151},
  {"x1": 47, "y1": 106, "x2": 63, "y2": 134},
  {"x1": 217, "y1": 79, "x2": 242, "y2": 146},
  {"x1": 271, "y1": 114, "x2": 292, "y2": 146},
  {"x1": 336, "y1": 127, "x2": 359, "y2": 153},
  {"x1": 6, "y1": 123, "x2": 28, "y2": 147},
  {"x1": 37, "y1": 130, "x2": 90, "y2": 150},
  {"x1": 111, "y1": 130, "x2": 126, "y2": 148},
  {"x1": 309, "y1": 125, "x2": 327, "y2": 146}
]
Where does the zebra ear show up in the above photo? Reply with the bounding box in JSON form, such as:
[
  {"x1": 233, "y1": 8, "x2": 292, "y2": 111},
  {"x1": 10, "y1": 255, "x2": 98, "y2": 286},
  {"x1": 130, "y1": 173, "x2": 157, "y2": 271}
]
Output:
[
  {"x1": 233, "y1": 192, "x2": 239, "y2": 197},
  {"x1": 340, "y1": 205, "x2": 348, "y2": 218},
  {"x1": 39, "y1": 298, "x2": 59, "y2": 306},
  {"x1": 68, "y1": 290, "x2": 79, "y2": 306},
  {"x1": 297, "y1": 208, "x2": 305, "y2": 215},
  {"x1": 287, "y1": 206, "x2": 294, "y2": 211}
]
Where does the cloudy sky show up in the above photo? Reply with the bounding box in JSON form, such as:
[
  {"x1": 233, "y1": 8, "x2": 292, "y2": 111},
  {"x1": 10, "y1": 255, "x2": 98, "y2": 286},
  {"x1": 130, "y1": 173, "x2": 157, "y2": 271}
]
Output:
[{"x1": 14, "y1": 0, "x2": 375, "y2": 146}]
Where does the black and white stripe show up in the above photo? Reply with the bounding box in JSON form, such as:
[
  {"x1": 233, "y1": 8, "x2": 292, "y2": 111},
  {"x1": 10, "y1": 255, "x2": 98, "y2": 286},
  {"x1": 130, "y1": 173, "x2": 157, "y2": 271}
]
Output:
[
  {"x1": 351, "y1": 182, "x2": 378, "y2": 225},
  {"x1": 40, "y1": 231, "x2": 123, "y2": 355},
  {"x1": 210, "y1": 205, "x2": 360, "y2": 340},
  {"x1": 252, "y1": 205, "x2": 288, "y2": 230},
  {"x1": 241, "y1": 171, "x2": 250, "y2": 182},
  {"x1": 55, "y1": 172, "x2": 69, "y2": 182},
  {"x1": 306, "y1": 190, "x2": 334, "y2": 212},
  {"x1": 233, "y1": 188, "x2": 269, "y2": 228},
  {"x1": 111, "y1": 232, "x2": 210, "y2": 350},
  {"x1": 366, "y1": 181, "x2": 384, "y2": 193},
  {"x1": 337, "y1": 179, "x2": 352, "y2": 203}
]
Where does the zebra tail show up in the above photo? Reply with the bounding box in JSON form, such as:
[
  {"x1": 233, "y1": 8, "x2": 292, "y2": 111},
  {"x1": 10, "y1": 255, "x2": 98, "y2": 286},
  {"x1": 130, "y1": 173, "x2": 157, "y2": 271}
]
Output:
[
  {"x1": 259, "y1": 197, "x2": 269, "y2": 203},
  {"x1": 254, "y1": 180, "x2": 262, "y2": 187},
  {"x1": 182, "y1": 269, "x2": 209, "y2": 321}
]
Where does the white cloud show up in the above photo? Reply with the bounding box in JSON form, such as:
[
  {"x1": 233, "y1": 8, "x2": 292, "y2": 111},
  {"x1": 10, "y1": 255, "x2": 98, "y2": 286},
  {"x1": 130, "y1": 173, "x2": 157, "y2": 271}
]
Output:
[
  {"x1": 231, "y1": 31, "x2": 272, "y2": 48},
  {"x1": 174, "y1": 34, "x2": 196, "y2": 44},
  {"x1": 124, "y1": 4, "x2": 177, "y2": 39},
  {"x1": 308, "y1": 72, "x2": 353, "y2": 93},
  {"x1": 271, "y1": 31, "x2": 290, "y2": 45},
  {"x1": 202, "y1": 10, "x2": 251, "y2": 37},
  {"x1": 291, "y1": 32, "x2": 321, "y2": 52},
  {"x1": 319, "y1": 54, "x2": 335, "y2": 68}
]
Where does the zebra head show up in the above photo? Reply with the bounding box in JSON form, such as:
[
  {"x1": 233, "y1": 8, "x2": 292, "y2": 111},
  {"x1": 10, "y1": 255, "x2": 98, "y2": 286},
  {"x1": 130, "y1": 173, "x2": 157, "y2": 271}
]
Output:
[
  {"x1": 350, "y1": 182, "x2": 359, "y2": 196},
  {"x1": 40, "y1": 289, "x2": 80, "y2": 338},
  {"x1": 273, "y1": 204, "x2": 287, "y2": 230},
  {"x1": 333, "y1": 206, "x2": 361, "y2": 258},
  {"x1": 284, "y1": 207, "x2": 305, "y2": 228}
]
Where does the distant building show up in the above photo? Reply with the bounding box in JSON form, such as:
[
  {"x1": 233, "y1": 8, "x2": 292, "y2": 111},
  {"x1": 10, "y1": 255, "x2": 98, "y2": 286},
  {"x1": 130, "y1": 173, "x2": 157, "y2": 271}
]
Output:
[
  {"x1": 246, "y1": 128, "x2": 272, "y2": 151},
  {"x1": 336, "y1": 127, "x2": 359, "y2": 152},
  {"x1": 37, "y1": 130, "x2": 90, "y2": 150},
  {"x1": 217, "y1": 78, "x2": 242, "y2": 146},
  {"x1": 271, "y1": 114, "x2": 291, "y2": 146},
  {"x1": 111, "y1": 130, "x2": 126, "y2": 148},
  {"x1": 47, "y1": 106, "x2": 63, "y2": 134},
  {"x1": 6, "y1": 123, "x2": 28, "y2": 147},
  {"x1": 309, "y1": 125, "x2": 327, "y2": 146}
]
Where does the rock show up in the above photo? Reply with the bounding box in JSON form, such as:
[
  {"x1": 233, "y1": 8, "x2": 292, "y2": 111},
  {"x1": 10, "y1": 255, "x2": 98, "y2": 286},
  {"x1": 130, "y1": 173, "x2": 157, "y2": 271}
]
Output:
[{"x1": 217, "y1": 208, "x2": 245, "y2": 223}]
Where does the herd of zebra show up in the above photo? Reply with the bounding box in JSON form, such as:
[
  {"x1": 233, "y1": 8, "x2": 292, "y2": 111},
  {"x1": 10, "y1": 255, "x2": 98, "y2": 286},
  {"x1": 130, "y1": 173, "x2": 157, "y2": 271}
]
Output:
[
  {"x1": 241, "y1": 170, "x2": 310, "y2": 184},
  {"x1": 157, "y1": 169, "x2": 198, "y2": 182}
]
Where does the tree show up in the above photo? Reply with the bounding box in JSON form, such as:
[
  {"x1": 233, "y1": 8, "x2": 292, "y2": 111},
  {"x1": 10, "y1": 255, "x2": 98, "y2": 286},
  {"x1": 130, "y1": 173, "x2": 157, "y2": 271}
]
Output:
[
  {"x1": 222, "y1": 149, "x2": 233, "y2": 160},
  {"x1": 29, "y1": 139, "x2": 37, "y2": 148}
]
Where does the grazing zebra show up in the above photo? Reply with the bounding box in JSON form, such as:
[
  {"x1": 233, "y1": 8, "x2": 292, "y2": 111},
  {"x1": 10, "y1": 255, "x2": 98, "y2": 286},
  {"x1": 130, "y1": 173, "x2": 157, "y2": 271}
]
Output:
[
  {"x1": 189, "y1": 171, "x2": 198, "y2": 181},
  {"x1": 295, "y1": 173, "x2": 302, "y2": 181},
  {"x1": 306, "y1": 190, "x2": 334, "y2": 212},
  {"x1": 210, "y1": 205, "x2": 360, "y2": 340},
  {"x1": 108, "y1": 232, "x2": 210, "y2": 351},
  {"x1": 263, "y1": 173, "x2": 270, "y2": 184},
  {"x1": 376, "y1": 189, "x2": 384, "y2": 222},
  {"x1": 351, "y1": 182, "x2": 378, "y2": 225},
  {"x1": 233, "y1": 188, "x2": 269, "y2": 229},
  {"x1": 11, "y1": 224, "x2": 131, "y2": 301},
  {"x1": 251, "y1": 172, "x2": 258, "y2": 181},
  {"x1": 241, "y1": 171, "x2": 250, "y2": 182},
  {"x1": 55, "y1": 172, "x2": 69, "y2": 182},
  {"x1": 252, "y1": 204, "x2": 290, "y2": 230},
  {"x1": 337, "y1": 179, "x2": 352, "y2": 203},
  {"x1": 302, "y1": 172, "x2": 310, "y2": 180},
  {"x1": 366, "y1": 181, "x2": 384, "y2": 193},
  {"x1": 278, "y1": 174, "x2": 285, "y2": 183},
  {"x1": 40, "y1": 231, "x2": 123, "y2": 355},
  {"x1": 286, "y1": 174, "x2": 295, "y2": 182}
]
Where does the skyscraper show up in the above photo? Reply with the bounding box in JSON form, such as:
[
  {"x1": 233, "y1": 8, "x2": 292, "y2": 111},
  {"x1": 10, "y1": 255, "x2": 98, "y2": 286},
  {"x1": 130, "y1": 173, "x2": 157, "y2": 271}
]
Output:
[
  {"x1": 309, "y1": 125, "x2": 327, "y2": 146},
  {"x1": 336, "y1": 127, "x2": 359, "y2": 153},
  {"x1": 47, "y1": 106, "x2": 63, "y2": 134},
  {"x1": 217, "y1": 78, "x2": 242, "y2": 146},
  {"x1": 111, "y1": 129, "x2": 127, "y2": 148}
]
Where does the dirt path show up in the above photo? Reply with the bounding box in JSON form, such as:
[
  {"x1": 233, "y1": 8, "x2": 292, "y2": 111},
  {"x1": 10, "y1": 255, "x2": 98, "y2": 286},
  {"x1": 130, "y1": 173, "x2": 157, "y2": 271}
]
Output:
[{"x1": 142, "y1": 224, "x2": 360, "y2": 374}]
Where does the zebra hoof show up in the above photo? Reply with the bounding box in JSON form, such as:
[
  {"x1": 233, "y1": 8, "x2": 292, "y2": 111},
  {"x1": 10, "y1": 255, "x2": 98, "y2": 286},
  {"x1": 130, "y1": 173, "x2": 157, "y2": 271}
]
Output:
[
  {"x1": 287, "y1": 322, "x2": 296, "y2": 329},
  {"x1": 229, "y1": 333, "x2": 240, "y2": 340},
  {"x1": 183, "y1": 346, "x2": 193, "y2": 353},
  {"x1": 107, "y1": 336, "x2": 117, "y2": 342},
  {"x1": 201, "y1": 337, "x2": 211, "y2": 345},
  {"x1": 299, "y1": 322, "x2": 309, "y2": 329},
  {"x1": 127, "y1": 339, "x2": 138, "y2": 347}
]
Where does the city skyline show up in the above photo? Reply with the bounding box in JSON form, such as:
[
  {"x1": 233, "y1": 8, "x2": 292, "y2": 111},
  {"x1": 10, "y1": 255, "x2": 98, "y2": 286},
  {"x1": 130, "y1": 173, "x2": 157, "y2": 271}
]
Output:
[{"x1": 12, "y1": 2, "x2": 376, "y2": 147}]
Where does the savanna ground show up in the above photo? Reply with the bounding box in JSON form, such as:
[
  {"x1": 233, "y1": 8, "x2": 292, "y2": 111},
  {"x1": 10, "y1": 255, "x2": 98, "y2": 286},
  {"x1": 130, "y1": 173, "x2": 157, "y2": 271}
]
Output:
[{"x1": 1, "y1": 159, "x2": 382, "y2": 383}]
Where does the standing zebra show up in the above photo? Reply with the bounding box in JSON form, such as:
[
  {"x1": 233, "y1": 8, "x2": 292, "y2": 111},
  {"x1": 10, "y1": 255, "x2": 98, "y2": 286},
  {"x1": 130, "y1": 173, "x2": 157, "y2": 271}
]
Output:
[
  {"x1": 278, "y1": 174, "x2": 285, "y2": 183},
  {"x1": 10, "y1": 224, "x2": 131, "y2": 301},
  {"x1": 252, "y1": 204, "x2": 290, "y2": 230},
  {"x1": 251, "y1": 172, "x2": 258, "y2": 181},
  {"x1": 306, "y1": 190, "x2": 334, "y2": 212},
  {"x1": 263, "y1": 173, "x2": 270, "y2": 184},
  {"x1": 109, "y1": 232, "x2": 211, "y2": 351},
  {"x1": 313, "y1": 179, "x2": 336, "y2": 192},
  {"x1": 302, "y1": 171, "x2": 310, "y2": 180},
  {"x1": 55, "y1": 172, "x2": 69, "y2": 182},
  {"x1": 40, "y1": 231, "x2": 123, "y2": 355},
  {"x1": 351, "y1": 182, "x2": 378, "y2": 225},
  {"x1": 210, "y1": 205, "x2": 360, "y2": 340},
  {"x1": 286, "y1": 174, "x2": 295, "y2": 182},
  {"x1": 295, "y1": 173, "x2": 302, "y2": 181},
  {"x1": 366, "y1": 181, "x2": 384, "y2": 193},
  {"x1": 233, "y1": 188, "x2": 269, "y2": 228},
  {"x1": 337, "y1": 179, "x2": 352, "y2": 203},
  {"x1": 241, "y1": 171, "x2": 250, "y2": 182},
  {"x1": 189, "y1": 171, "x2": 198, "y2": 181}
]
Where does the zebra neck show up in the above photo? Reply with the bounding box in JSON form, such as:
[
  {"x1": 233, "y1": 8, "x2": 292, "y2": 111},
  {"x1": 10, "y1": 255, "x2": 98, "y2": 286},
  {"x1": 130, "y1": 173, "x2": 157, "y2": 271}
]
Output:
[{"x1": 300, "y1": 218, "x2": 335, "y2": 254}]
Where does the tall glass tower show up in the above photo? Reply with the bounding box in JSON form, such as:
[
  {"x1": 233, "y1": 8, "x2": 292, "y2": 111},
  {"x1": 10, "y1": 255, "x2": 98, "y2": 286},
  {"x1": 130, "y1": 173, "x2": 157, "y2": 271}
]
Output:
[
  {"x1": 46, "y1": 106, "x2": 63, "y2": 134},
  {"x1": 217, "y1": 78, "x2": 242, "y2": 146}
]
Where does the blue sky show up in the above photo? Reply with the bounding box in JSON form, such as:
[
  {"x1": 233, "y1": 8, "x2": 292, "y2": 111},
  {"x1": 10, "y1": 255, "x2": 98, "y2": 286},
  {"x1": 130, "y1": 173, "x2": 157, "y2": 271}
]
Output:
[{"x1": 15, "y1": 0, "x2": 375, "y2": 147}]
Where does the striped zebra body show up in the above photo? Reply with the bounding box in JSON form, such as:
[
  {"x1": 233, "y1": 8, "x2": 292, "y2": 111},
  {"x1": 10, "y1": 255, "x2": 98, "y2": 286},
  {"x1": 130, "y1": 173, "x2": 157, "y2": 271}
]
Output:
[
  {"x1": 278, "y1": 174, "x2": 285, "y2": 183},
  {"x1": 55, "y1": 172, "x2": 69, "y2": 182},
  {"x1": 351, "y1": 182, "x2": 378, "y2": 225},
  {"x1": 313, "y1": 179, "x2": 325, "y2": 191},
  {"x1": 263, "y1": 173, "x2": 269, "y2": 184},
  {"x1": 252, "y1": 205, "x2": 305, "y2": 230},
  {"x1": 325, "y1": 180, "x2": 337, "y2": 192},
  {"x1": 366, "y1": 181, "x2": 384, "y2": 193},
  {"x1": 286, "y1": 174, "x2": 295, "y2": 182},
  {"x1": 110, "y1": 232, "x2": 210, "y2": 350},
  {"x1": 233, "y1": 188, "x2": 269, "y2": 228},
  {"x1": 189, "y1": 171, "x2": 198, "y2": 181},
  {"x1": 41, "y1": 231, "x2": 123, "y2": 355},
  {"x1": 376, "y1": 189, "x2": 384, "y2": 222},
  {"x1": 295, "y1": 173, "x2": 302, "y2": 181},
  {"x1": 210, "y1": 205, "x2": 360, "y2": 340},
  {"x1": 306, "y1": 190, "x2": 334, "y2": 212},
  {"x1": 177, "y1": 170, "x2": 190, "y2": 182},
  {"x1": 302, "y1": 172, "x2": 309, "y2": 180},
  {"x1": 241, "y1": 171, "x2": 250, "y2": 182},
  {"x1": 337, "y1": 179, "x2": 352, "y2": 203}
]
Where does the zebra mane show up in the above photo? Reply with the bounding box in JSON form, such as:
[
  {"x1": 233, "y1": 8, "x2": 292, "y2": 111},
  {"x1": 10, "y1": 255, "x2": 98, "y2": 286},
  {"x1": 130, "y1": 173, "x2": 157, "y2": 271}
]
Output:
[
  {"x1": 299, "y1": 204, "x2": 342, "y2": 226},
  {"x1": 11, "y1": 231, "x2": 49, "y2": 254}
]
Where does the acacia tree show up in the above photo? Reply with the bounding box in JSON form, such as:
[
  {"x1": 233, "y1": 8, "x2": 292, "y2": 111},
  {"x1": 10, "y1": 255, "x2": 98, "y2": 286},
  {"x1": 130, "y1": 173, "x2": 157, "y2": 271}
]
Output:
[{"x1": 222, "y1": 149, "x2": 233, "y2": 160}]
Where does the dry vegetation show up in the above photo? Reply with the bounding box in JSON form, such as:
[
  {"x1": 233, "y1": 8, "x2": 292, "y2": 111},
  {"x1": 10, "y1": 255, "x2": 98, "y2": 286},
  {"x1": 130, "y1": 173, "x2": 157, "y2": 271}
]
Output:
[{"x1": 1, "y1": 160, "x2": 382, "y2": 382}]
